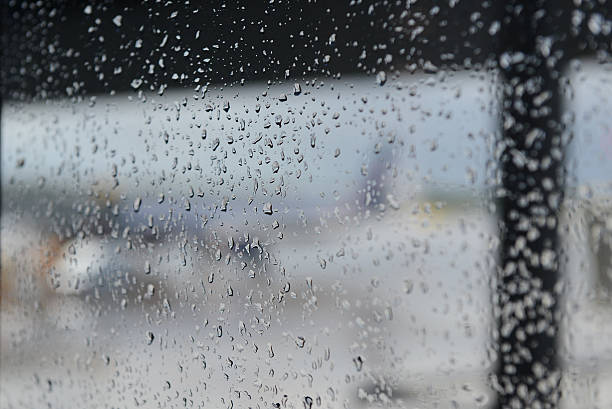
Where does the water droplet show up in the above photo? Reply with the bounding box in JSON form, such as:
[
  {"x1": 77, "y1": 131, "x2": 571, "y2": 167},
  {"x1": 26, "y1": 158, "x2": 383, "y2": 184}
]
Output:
[
  {"x1": 541, "y1": 249, "x2": 556, "y2": 269},
  {"x1": 296, "y1": 336, "x2": 306, "y2": 348},
  {"x1": 384, "y1": 307, "x2": 393, "y2": 320},
  {"x1": 318, "y1": 256, "x2": 326, "y2": 270},
  {"x1": 163, "y1": 298, "x2": 171, "y2": 311},
  {"x1": 387, "y1": 194, "x2": 400, "y2": 210},
  {"x1": 353, "y1": 356, "x2": 364, "y2": 371},
  {"x1": 131, "y1": 78, "x2": 143, "y2": 89},
  {"x1": 133, "y1": 197, "x2": 142, "y2": 212},
  {"x1": 404, "y1": 280, "x2": 414, "y2": 294},
  {"x1": 263, "y1": 202, "x2": 273, "y2": 215},
  {"x1": 588, "y1": 13, "x2": 603, "y2": 35},
  {"x1": 146, "y1": 331, "x2": 155, "y2": 345},
  {"x1": 488, "y1": 21, "x2": 500, "y2": 35},
  {"x1": 376, "y1": 71, "x2": 387, "y2": 86}
]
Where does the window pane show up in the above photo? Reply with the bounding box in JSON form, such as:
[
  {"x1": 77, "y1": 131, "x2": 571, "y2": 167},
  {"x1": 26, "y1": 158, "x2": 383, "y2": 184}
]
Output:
[{"x1": 2, "y1": 2, "x2": 611, "y2": 409}]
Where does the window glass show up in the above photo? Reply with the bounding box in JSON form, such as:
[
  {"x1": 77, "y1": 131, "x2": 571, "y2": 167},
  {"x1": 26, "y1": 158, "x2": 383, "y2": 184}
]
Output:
[{"x1": 1, "y1": 2, "x2": 611, "y2": 408}]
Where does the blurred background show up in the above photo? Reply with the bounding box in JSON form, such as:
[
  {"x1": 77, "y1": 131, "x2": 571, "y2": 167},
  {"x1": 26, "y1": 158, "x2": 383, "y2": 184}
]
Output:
[{"x1": 1, "y1": 1, "x2": 611, "y2": 408}]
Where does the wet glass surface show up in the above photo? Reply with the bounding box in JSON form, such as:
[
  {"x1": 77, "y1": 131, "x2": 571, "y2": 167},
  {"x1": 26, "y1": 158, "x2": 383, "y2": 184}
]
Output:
[{"x1": 1, "y1": 2, "x2": 611, "y2": 408}]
